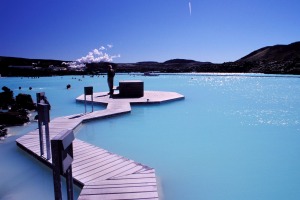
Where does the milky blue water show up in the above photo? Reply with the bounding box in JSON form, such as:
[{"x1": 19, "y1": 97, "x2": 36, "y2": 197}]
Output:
[{"x1": 1, "y1": 74, "x2": 300, "y2": 200}]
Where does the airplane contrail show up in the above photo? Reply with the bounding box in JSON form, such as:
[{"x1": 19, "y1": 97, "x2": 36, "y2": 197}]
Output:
[{"x1": 189, "y1": 2, "x2": 192, "y2": 16}]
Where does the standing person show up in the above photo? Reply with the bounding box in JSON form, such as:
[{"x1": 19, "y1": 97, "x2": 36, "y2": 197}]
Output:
[{"x1": 107, "y1": 64, "x2": 115, "y2": 97}]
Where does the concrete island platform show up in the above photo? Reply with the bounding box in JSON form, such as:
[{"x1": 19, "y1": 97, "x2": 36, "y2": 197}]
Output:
[{"x1": 16, "y1": 89, "x2": 184, "y2": 200}]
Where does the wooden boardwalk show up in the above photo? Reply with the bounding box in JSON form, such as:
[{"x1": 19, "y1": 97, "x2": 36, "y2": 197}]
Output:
[{"x1": 16, "y1": 90, "x2": 184, "y2": 200}]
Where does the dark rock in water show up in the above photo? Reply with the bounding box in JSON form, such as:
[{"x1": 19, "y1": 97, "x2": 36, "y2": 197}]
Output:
[
  {"x1": 0, "y1": 87, "x2": 34, "y2": 127},
  {"x1": 0, "y1": 125, "x2": 8, "y2": 137},
  {"x1": 0, "y1": 86, "x2": 15, "y2": 109},
  {"x1": 0, "y1": 111, "x2": 29, "y2": 126},
  {"x1": 15, "y1": 93, "x2": 36, "y2": 110}
]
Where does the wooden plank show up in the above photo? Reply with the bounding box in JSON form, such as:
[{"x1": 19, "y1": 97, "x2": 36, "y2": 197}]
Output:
[
  {"x1": 73, "y1": 151, "x2": 111, "y2": 165},
  {"x1": 16, "y1": 134, "x2": 38, "y2": 141},
  {"x1": 80, "y1": 185, "x2": 157, "y2": 195},
  {"x1": 18, "y1": 140, "x2": 41, "y2": 148},
  {"x1": 73, "y1": 142, "x2": 106, "y2": 153},
  {"x1": 73, "y1": 148, "x2": 108, "y2": 159},
  {"x1": 89, "y1": 177, "x2": 158, "y2": 185},
  {"x1": 73, "y1": 151, "x2": 114, "y2": 165},
  {"x1": 73, "y1": 143, "x2": 99, "y2": 153},
  {"x1": 72, "y1": 153, "x2": 113, "y2": 173},
  {"x1": 73, "y1": 140, "x2": 101, "y2": 148},
  {"x1": 112, "y1": 173, "x2": 156, "y2": 180},
  {"x1": 73, "y1": 145, "x2": 99, "y2": 153},
  {"x1": 78, "y1": 191, "x2": 158, "y2": 200},
  {"x1": 137, "y1": 168, "x2": 156, "y2": 174},
  {"x1": 110, "y1": 165, "x2": 145, "y2": 179},
  {"x1": 73, "y1": 146, "x2": 107, "y2": 159},
  {"x1": 73, "y1": 148, "x2": 108, "y2": 160},
  {"x1": 83, "y1": 182, "x2": 157, "y2": 189},
  {"x1": 76, "y1": 158, "x2": 132, "y2": 181},
  {"x1": 88, "y1": 162, "x2": 139, "y2": 182},
  {"x1": 16, "y1": 137, "x2": 38, "y2": 145},
  {"x1": 73, "y1": 155, "x2": 124, "y2": 177}
]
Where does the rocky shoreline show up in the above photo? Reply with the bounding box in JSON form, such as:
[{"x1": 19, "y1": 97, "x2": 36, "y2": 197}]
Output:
[
  {"x1": 0, "y1": 86, "x2": 36, "y2": 138},
  {"x1": 0, "y1": 125, "x2": 7, "y2": 139}
]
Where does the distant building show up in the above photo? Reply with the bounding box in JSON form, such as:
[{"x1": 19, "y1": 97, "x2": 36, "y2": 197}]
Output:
[
  {"x1": 48, "y1": 65, "x2": 67, "y2": 71},
  {"x1": 8, "y1": 65, "x2": 33, "y2": 69}
]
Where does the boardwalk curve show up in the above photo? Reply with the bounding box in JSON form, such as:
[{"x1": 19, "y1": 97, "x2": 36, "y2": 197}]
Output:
[{"x1": 16, "y1": 90, "x2": 184, "y2": 200}]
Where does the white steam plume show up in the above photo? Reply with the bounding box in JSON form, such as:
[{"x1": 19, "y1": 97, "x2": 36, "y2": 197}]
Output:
[{"x1": 67, "y1": 44, "x2": 120, "y2": 68}]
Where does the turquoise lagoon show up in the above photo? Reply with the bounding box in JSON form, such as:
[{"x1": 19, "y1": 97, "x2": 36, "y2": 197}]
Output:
[{"x1": 1, "y1": 74, "x2": 300, "y2": 200}]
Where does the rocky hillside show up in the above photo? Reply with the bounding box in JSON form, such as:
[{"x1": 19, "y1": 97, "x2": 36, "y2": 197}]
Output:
[
  {"x1": 238, "y1": 42, "x2": 300, "y2": 62},
  {"x1": 236, "y1": 42, "x2": 300, "y2": 74}
]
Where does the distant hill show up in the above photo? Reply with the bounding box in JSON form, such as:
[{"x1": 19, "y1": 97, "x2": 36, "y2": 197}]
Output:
[
  {"x1": 238, "y1": 41, "x2": 300, "y2": 62},
  {"x1": 235, "y1": 42, "x2": 300, "y2": 74},
  {"x1": 0, "y1": 56, "x2": 69, "y2": 67},
  {"x1": 164, "y1": 59, "x2": 211, "y2": 65},
  {"x1": 0, "y1": 56, "x2": 73, "y2": 76},
  {"x1": 1, "y1": 42, "x2": 300, "y2": 75}
]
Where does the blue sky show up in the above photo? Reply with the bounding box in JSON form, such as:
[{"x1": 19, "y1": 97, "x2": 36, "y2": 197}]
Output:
[{"x1": 0, "y1": 0, "x2": 299, "y2": 63}]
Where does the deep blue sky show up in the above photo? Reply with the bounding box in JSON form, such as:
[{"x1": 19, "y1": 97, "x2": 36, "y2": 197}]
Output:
[{"x1": 1, "y1": 0, "x2": 299, "y2": 63}]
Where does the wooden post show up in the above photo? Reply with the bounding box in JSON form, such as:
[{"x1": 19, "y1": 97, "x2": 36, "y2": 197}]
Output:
[
  {"x1": 66, "y1": 167, "x2": 74, "y2": 200},
  {"x1": 51, "y1": 129, "x2": 75, "y2": 200},
  {"x1": 37, "y1": 92, "x2": 45, "y2": 156},
  {"x1": 37, "y1": 115, "x2": 44, "y2": 156},
  {"x1": 45, "y1": 121, "x2": 51, "y2": 160},
  {"x1": 37, "y1": 103, "x2": 50, "y2": 159},
  {"x1": 84, "y1": 86, "x2": 93, "y2": 113},
  {"x1": 51, "y1": 138, "x2": 62, "y2": 200}
]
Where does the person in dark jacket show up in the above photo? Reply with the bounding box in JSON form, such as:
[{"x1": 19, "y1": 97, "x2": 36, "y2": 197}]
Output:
[{"x1": 107, "y1": 64, "x2": 115, "y2": 97}]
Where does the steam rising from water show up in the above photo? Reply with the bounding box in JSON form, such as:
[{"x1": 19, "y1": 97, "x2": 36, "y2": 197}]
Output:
[{"x1": 65, "y1": 44, "x2": 120, "y2": 68}]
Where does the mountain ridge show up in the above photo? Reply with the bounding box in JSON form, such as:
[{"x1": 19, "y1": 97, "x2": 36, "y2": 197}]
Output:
[
  {"x1": 1, "y1": 41, "x2": 300, "y2": 75},
  {"x1": 238, "y1": 41, "x2": 300, "y2": 62}
]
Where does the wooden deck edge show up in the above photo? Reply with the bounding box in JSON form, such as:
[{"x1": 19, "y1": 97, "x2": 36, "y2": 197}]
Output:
[
  {"x1": 130, "y1": 96, "x2": 185, "y2": 105},
  {"x1": 75, "y1": 98, "x2": 107, "y2": 106},
  {"x1": 16, "y1": 141, "x2": 52, "y2": 168},
  {"x1": 16, "y1": 139, "x2": 86, "y2": 189},
  {"x1": 16, "y1": 140, "x2": 85, "y2": 188},
  {"x1": 76, "y1": 91, "x2": 185, "y2": 106},
  {"x1": 81, "y1": 110, "x2": 131, "y2": 123}
]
